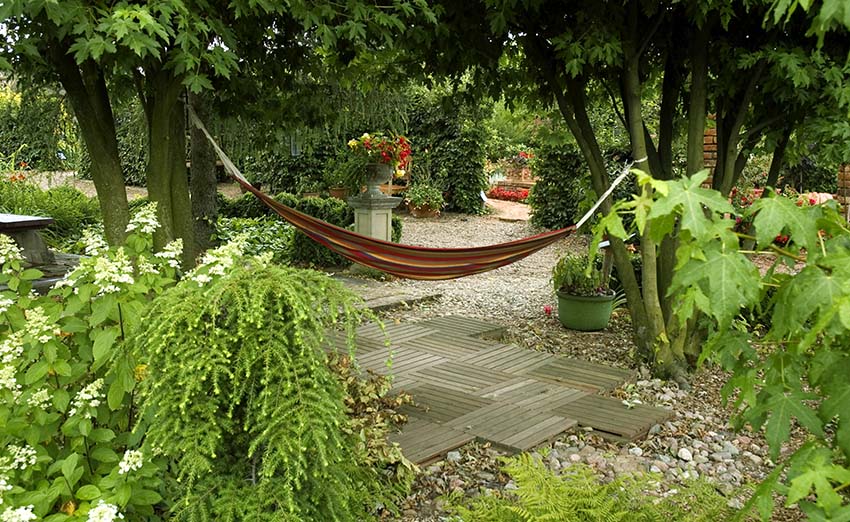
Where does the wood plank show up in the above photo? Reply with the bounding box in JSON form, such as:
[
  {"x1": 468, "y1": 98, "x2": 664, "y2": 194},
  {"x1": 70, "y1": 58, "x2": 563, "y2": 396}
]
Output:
[
  {"x1": 401, "y1": 384, "x2": 494, "y2": 423},
  {"x1": 409, "y1": 361, "x2": 515, "y2": 393},
  {"x1": 389, "y1": 417, "x2": 475, "y2": 464},
  {"x1": 551, "y1": 395, "x2": 672, "y2": 440},
  {"x1": 460, "y1": 345, "x2": 553, "y2": 374},
  {"x1": 445, "y1": 403, "x2": 577, "y2": 452},
  {"x1": 397, "y1": 333, "x2": 493, "y2": 359},
  {"x1": 418, "y1": 316, "x2": 506, "y2": 339}
]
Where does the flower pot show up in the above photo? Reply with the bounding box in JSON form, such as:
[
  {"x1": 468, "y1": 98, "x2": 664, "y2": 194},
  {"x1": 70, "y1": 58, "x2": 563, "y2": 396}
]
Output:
[
  {"x1": 329, "y1": 187, "x2": 349, "y2": 200},
  {"x1": 408, "y1": 203, "x2": 440, "y2": 218},
  {"x1": 364, "y1": 163, "x2": 393, "y2": 198},
  {"x1": 556, "y1": 290, "x2": 615, "y2": 331}
]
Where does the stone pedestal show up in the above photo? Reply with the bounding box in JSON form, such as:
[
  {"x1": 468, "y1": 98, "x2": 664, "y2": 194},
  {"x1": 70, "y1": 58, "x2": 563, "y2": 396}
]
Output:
[
  {"x1": 347, "y1": 192, "x2": 402, "y2": 242},
  {"x1": 1, "y1": 213, "x2": 55, "y2": 265}
]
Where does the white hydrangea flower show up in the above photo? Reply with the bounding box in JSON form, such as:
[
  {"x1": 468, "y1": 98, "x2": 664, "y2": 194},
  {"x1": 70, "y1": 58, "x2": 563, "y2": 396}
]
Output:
[
  {"x1": 0, "y1": 333, "x2": 23, "y2": 365},
  {"x1": 137, "y1": 256, "x2": 158, "y2": 276},
  {"x1": 6, "y1": 445, "x2": 36, "y2": 470},
  {"x1": 92, "y1": 249, "x2": 134, "y2": 294},
  {"x1": 0, "y1": 297, "x2": 14, "y2": 315},
  {"x1": 154, "y1": 239, "x2": 183, "y2": 269},
  {"x1": 26, "y1": 388, "x2": 50, "y2": 409},
  {"x1": 24, "y1": 307, "x2": 56, "y2": 344},
  {"x1": 0, "y1": 505, "x2": 36, "y2": 522},
  {"x1": 0, "y1": 235, "x2": 22, "y2": 266},
  {"x1": 87, "y1": 501, "x2": 124, "y2": 522},
  {"x1": 81, "y1": 229, "x2": 108, "y2": 256},
  {"x1": 68, "y1": 379, "x2": 104, "y2": 418},
  {"x1": 0, "y1": 365, "x2": 21, "y2": 399},
  {"x1": 0, "y1": 473, "x2": 12, "y2": 505},
  {"x1": 126, "y1": 202, "x2": 159, "y2": 234},
  {"x1": 187, "y1": 237, "x2": 247, "y2": 285},
  {"x1": 117, "y1": 449, "x2": 143, "y2": 474}
]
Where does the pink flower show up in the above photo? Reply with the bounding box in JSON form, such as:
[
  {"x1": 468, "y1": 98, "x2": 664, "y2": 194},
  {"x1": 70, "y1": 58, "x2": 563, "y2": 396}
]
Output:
[{"x1": 544, "y1": 305, "x2": 552, "y2": 316}]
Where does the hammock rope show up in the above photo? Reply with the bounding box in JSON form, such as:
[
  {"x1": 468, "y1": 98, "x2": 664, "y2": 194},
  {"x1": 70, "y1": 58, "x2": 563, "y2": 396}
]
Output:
[{"x1": 189, "y1": 108, "x2": 632, "y2": 280}]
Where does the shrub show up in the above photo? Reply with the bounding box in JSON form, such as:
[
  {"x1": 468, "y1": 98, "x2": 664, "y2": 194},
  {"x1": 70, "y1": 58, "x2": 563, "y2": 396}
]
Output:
[
  {"x1": 0, "y1": 85, "x2": 78, "y2": 171},
  {"x1": 449, "y1": 454, "x2": 741, "y2": 522},
  {"x1": 527, "y1": 144, "x2": 589, "y2": 230},
  {"x1": 0, "y1": 179, "x2": 101, "y2": 251},
  {"x1": 130, "y1": 258, "x2": 409, "y2": 520},
  {"x1": 76, "y1": 97, "x2": 148, "y2": 186},
  {"x1": 213, "y1": 217, "x2": 294, "y2": 263},
  {"x1": 0, "y1": 207, "x2": 181, "y2": 521},
  {"x1": 218, "y1": 192, "x2": 404, "y2": 268}
]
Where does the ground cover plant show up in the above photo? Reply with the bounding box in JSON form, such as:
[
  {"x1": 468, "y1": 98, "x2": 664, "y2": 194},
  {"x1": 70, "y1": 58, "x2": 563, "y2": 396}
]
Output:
[{"x1": 486, "y1": 186, "x2": 529, "y2": 203}]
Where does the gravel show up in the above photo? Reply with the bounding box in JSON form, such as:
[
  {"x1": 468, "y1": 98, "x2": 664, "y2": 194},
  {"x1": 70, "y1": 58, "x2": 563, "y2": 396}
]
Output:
[{"x1": 373, "y1": 208, "x2": 803, "y2": 522}]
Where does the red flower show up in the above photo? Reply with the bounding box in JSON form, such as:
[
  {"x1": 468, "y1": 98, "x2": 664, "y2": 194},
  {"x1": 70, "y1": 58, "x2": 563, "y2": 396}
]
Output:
[
  {"x1": 544, "y1": 305, "x2": 552, "y2": 316},
  {"x1": 809, "y1": 197, "x2": 817, "y2": 205}
]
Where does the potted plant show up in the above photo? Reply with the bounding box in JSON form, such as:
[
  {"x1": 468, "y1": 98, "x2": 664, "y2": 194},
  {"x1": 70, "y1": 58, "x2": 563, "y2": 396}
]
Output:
[
  {"x1": 405, "y1": 181, "x2": 444, "y2": 218},
  {"x1": 347, "y1": 132, "x2": 411, "y2": 197},
  {"x1": 552, "y1": 253, "x2": 615, "y2": 331}
]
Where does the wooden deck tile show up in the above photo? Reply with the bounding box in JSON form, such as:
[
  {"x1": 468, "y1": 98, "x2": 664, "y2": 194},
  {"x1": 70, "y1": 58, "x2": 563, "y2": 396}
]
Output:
[
  {"x1": 356, "y1": 323, "x2": 435, "y2": 345},
  {"x1": 357, "y1": 346, "x2": 446, "y2": 376},
  {"x1": 417, "y1": 316, "x2": 506, "y2": 339},
  {"x1": 324, "y1": 330, "x2": 388, "y2": 355},
  {"x1": 409, "y1": 361, "x2": 515, "y2": 394},
  {"x1": 460, "y1": 344, "x2": 553, "y2": 374},
  {"x1": 400, "y1": 384, "x2": 494, "y2": 423},
  {"x1": 389, "y1": 416, "x2": 475, "y2": 464},
  {"x1": 397, "y1": 332, "x2": 495, "y2": 359},
  {"x1": 446, "y1": 403, "x2": 577, "y2": 452},
  {"x1": 552, "y1": 394, "x2": 673, "y2": 441},
  {"x1": 528, "y1": 358, "x2": 632, "y2": 392}
]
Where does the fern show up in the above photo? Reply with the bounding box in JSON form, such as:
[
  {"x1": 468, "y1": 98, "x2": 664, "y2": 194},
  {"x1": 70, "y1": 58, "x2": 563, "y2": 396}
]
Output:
[
  {"x1": 129, "y1": 264, "x2": 394, "y2": 521},
  {"x1": 450, "y1": 454, "x2": 747, "y2": 522}
]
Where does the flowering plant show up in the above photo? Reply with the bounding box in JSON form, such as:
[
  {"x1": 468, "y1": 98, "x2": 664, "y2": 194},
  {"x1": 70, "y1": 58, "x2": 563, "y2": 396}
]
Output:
[
  {"x1": 347, "y1": 133, "x2": 412, "y2": 177},
  {"x1": 487, "y1": 186, "x2": 529, "y2": 202}
]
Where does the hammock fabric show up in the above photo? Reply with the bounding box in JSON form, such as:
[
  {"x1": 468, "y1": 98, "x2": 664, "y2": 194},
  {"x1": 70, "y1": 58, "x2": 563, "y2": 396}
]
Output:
[{"x1": 190, "y1": 110, "x2": 628, "y2": 280}]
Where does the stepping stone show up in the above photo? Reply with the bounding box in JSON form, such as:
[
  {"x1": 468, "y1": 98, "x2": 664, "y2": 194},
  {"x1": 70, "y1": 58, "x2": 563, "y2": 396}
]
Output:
[
  {"x1": 417, "y1": 316, "x2": 507, "y2": 340},
  {"x1": 446, "y1": 403, "x2": 577, "y2": 452},
  {"x1": 388, "y1": 416, "x2": 474, "y2": 465},
  {"x1": 551, "y1": 394, "x2": 673, "y2": 441}
]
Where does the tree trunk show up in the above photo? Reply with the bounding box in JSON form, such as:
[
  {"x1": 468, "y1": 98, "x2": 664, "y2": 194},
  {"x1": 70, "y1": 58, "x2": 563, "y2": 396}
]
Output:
[
  {"x1": 49, "y1": 50, "x2": 129, "y2": 245},
  {"x1": 687, "y1": 26, "x2": 709, "y2": 176},
  {"x1": 144, "y1": 70, "x2": 196, "y2": 265},
  {"x1": 188, "y1": 92, "x2": 218, "y2": 254}
]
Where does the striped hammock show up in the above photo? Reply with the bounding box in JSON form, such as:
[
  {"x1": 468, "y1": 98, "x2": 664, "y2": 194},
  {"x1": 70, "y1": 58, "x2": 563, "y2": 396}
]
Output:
[{"x1": 190, "y1": 110, "x2": 631, "y2": 280}]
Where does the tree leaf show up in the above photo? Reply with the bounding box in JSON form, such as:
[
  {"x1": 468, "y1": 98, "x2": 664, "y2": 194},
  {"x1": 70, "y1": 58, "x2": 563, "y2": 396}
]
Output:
[
  {"x1": 751, "y1": 196, "x2": 818, "y2": 251},
  {"x1": 61, "y1": 453, "x2": 79, "y2": 481},
  {"x1": 76, "y1": 484, "x2": 101, "y2": 501}
]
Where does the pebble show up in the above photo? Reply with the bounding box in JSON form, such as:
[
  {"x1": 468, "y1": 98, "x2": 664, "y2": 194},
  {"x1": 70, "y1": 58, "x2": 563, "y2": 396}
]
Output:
[
  {"x1": 628, "y1": 447, "x2": 643, "y2": 457},
  {"x1": 677, "y1": 448, "x2": 693, "y2": 461},
  {"x1": 446, "y1": 451, "x2": 461, "y2": 463}
]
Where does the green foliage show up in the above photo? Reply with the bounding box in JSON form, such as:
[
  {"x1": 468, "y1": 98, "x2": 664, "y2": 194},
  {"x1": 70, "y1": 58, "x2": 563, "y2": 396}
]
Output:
[
  {"x1": 405, "y1": 181, "x2": 445, "y2": 210},
  {"x1": 781, "y1": 156, "x2": 838, "y2": 194},
  {"x1": 594, "y1": 169, "x2": 850, "y2": 520},
  {"x1": 0, "y1": 85, "x2": 78, "y2": 171},
  {"x1": 552, "y1": 253, "x2": 606, "y2": 297},
  {"x1": 130, "y1": 260, "x2": 404, "y2": 520},
  {"x1": 323, "y1": 148, "x2": 369, "y2": 192},
  {"x1": 407, "y1": 86, "x2": 490, "y2": 215},
  {"x1": 212, "y1": 217, "x2": 294, "y2": 264},
  {"x1": 449, "y1": 454, "x2": 738, "y2": 522},
  {"x1": 0, "y1": 208, "x2": 180, "y2": 521},
  {"x1": 218, "y1": 192, "x2": 402, "y2": 267},
  {"x1": 527, "y1": 144, "x2": 589, "y2": 230},
  {"x1": 0, "y1": 179, "x2": 101, "y2": 251},
  {"x1": 76, "y1": 97, "x2": 147, "y2": 186}
]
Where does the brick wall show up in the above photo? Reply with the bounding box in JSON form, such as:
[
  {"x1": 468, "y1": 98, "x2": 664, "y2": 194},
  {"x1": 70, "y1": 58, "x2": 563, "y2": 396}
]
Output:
[
  {"x1": 703, "y1": 126, "x2": 717, "y2": 188},
  {"x1": 839, "y1": 164, "x2": 850, "y2": 220}
]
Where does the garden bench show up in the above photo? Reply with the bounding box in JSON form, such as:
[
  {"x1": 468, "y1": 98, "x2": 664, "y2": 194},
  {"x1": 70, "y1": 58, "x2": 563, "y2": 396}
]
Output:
[{"x1": 0, "y1": 213, "x2": 55, "y2": 264}]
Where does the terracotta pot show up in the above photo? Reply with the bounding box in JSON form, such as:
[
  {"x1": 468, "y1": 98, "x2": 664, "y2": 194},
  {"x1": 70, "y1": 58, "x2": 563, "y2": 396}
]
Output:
[
  {"x1": 328, "y1": 187, "x2": 349, "y2": 200},
  {"x1": 408, "y1": 203, "x2": 440, "y2": 218}
]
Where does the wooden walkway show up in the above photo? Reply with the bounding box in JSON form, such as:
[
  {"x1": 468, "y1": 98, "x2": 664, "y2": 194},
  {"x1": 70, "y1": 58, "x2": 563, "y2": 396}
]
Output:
[{"x1": 334, "y1": 316, "x2": 673, "y2": 464}]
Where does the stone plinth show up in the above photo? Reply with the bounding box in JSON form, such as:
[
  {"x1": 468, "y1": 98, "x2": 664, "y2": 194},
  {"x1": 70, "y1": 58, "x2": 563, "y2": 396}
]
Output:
[
  {"x1": 0, "y1": 213, "x2": 55, "y2": 265},
  {"x1": 347, "y1": 193, "x2": 402, "y2": 242}
]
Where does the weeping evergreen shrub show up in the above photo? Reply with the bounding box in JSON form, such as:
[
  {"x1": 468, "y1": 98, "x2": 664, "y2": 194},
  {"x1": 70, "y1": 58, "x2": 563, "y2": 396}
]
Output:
[{"x1": 130, "y1": 264, "x2": 402, "y2": 521}]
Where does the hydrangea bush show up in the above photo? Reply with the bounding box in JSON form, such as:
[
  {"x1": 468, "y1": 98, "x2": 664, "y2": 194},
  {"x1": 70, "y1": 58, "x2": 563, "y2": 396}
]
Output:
[{"x1": 0, "y1": 205, "x2": 176, "y2": 521}]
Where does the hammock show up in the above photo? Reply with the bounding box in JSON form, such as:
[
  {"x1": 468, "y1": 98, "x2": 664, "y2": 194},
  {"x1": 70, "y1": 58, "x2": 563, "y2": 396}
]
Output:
[{"x1": 189, "y1": 110, "x2": 631, "y2": 280}]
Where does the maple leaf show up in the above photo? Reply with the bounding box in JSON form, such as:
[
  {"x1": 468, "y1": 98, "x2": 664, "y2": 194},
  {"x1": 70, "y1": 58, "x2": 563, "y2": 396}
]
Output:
[
  {"x1": 647, "y1": 171, "x2": 734, "y2": 241},
  {"x1": 771, "y1": 266, "x2": 845, "y2": 339},
  {"x1": 750, "y1": 196, "x2": 819, "y2": 251},
  {"x1": 819, "y1": 377, "x2": 850, "y2": 460},
  {"x1": 787, "y1": 449, "x2": 850, "y2": 513},
  {"x1": 750, "y1": 386, "x2": 823, "y2": 459}
]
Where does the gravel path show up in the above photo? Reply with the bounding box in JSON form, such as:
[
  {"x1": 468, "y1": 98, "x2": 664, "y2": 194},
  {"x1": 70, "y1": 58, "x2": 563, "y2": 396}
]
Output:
[{"x1": 375, "y1": 209, "x2": 802, "y2": 522}]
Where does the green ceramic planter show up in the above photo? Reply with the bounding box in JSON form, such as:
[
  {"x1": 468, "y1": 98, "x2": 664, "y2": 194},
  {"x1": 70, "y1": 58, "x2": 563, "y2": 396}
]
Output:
[{"x1": 556, "y1": 290, "x2": 615, "y2": 331}]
